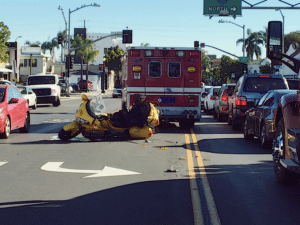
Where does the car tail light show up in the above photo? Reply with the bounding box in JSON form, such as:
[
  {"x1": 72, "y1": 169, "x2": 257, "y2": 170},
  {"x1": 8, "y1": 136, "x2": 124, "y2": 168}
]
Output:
[
  {"x1": 259, "y1": 75, "x2": 270, "y2": 78},
  {"x1": 222, "y1": 95, "x2": 228, "y2": 102},
  {"x1": 221, "y1": 89, "x2": 228, "y2": 103},
  {"x1": 235, "y1": 96, "x2": 247, "y2": 106},
  {"x1": 210, "y1": 96, "x2": 216, "y2": 100},
  {"x1": 221, "y1": 107, "x2": 228, "y2": 111}
]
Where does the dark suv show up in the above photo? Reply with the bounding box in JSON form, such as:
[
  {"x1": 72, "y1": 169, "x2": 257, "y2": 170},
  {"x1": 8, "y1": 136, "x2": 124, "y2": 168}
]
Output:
[{"x1": 228, "y1": 74, "x2": 289, "y2": 130}]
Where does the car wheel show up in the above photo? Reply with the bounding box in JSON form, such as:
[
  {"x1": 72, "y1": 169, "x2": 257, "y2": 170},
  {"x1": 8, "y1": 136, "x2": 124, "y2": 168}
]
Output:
[
  {"x1": 260, "y1": 122, "x2": 271, "y2": 148},
  {"x1": 0, "y1": 117, "x2": 11, "y2": 139},
  {"x1": 53, "y1": 97, "x2": 60, "y2": 107},
  {"x1": 243, "y1": 119, "x2": 254, "y2": 140},
  {"x1": 32, "y1": 99, "x2": 37, "y2": 109},
  {"x1": 19, "y1": 112, "x2": 30, "y2": 133},
  {"x1": 213, "y1": 108, "x2": 217, "y2": 118},
  {"x1": 58, "y1": 128, "x2": 80, "y2": 140},
  {"x1": 273, "y1": 119, "x2": 300, "y2": 184}
]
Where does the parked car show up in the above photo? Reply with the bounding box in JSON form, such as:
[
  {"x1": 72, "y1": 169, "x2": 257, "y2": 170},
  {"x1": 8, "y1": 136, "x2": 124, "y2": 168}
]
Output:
[
  {"x1": 17, "y1": 85, "x2": 37, "y2": 109},
  {"x1": 58, "y1": 79, "x2": 71, "y2": 97},
  {"x1": 0, "y1": 80, "x2": 16, "y2": 86},
  {"x1": 243, "y1": 89, "x2": 296, "y2": 148},
  {"x1": 203, "y1": 86, "x2": 221, "y2": 114},
  {"x1": 213, "y1": 83, "x2": 236, "y2": 121},
  {"x1": 228, "y1": 73, "x2": 289, "y2": 130},
  {"x1": 112, "y1": 81, "x2": 122, "y2": 98},
  {"x1": 0, "y1": 84, "x2": 30, "y2": 138},
  {"x1": 78, "y1": 80, "x2": 93, "y2": 91},
  {"x1": 201, "y1": 85, "x2": 212, "y2": 110}
]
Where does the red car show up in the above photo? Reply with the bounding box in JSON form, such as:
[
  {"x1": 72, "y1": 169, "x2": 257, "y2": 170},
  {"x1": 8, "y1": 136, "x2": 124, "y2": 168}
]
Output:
[
  {"x1": 0, "y1": 84, "x2": 30, "y2": 138},
  {"x1": 78, "y1": 80, "x2": 93, "y2": 91}
]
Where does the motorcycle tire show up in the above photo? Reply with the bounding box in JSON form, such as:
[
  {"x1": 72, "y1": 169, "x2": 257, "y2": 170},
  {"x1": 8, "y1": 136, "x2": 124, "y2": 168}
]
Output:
[{"x1": 58, "y1": 128, "x2": 80, "y2": 140}]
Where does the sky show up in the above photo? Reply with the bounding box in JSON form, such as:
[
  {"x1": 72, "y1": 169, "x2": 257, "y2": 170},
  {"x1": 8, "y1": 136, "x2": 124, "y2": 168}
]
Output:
[{"x1": 2, "y1": 0, "x2": 300, "y2": 61}]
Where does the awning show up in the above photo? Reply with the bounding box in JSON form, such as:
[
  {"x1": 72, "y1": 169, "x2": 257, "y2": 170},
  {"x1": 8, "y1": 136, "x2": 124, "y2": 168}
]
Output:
[{"x1": 0, "y1": 68, "x2": 13, "y2": 73}]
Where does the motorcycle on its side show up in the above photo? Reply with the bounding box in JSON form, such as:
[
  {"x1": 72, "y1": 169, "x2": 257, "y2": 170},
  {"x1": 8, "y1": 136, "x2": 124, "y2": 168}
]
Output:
[{"x1": 58, "y1": 94, "x2": 159, "y2": 141}]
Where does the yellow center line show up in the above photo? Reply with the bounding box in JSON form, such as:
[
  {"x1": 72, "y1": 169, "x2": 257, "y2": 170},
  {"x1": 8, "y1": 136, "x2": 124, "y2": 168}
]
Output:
[
  {"x1": 185, "y1": 133, "x2": 204, "y2": 225},
  {"x1": 185, "y1": 129, "x2": 221, "y2": 225}
]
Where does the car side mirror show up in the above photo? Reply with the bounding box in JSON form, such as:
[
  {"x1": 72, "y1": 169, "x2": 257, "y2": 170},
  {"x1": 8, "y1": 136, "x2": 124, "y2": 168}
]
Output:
[{"x1": 9, "y1": 98, "x2": 19, "y2": 104}]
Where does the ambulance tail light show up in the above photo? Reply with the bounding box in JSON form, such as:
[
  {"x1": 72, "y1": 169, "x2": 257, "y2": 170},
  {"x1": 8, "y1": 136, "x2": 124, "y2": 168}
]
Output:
[
  {"x1": 131, "y1": 50, "x2": 140, "y2": 57},
  {"x1": 190, "y1": 51, "x2": 199, "y2": 58},
  {"x1": 188, "y1": 67, "x2": 196, "y2": 73},
  {"x1": 235, "y1": 96, "x2": 247, "y2": 106},
  {"x1": 176, "y1": 51, "x2": 185, "y2": 57},
  {"x1": 145, "y1": 50, "x2": 153, "y2": 57},
  {"x1": 133, "y1": 66, "x2": 142, "y2": 72}
]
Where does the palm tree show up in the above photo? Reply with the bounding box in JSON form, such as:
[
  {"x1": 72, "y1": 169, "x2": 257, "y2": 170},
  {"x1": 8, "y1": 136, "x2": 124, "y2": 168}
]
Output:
[
  {"x1": 41, "y1": 38, "x2": 59, "y2": 61},
  {"x1": 25, "y1": 41, "x2": 41, "y2": 47},
  {"x1": 237, "y1": 29, "x2": 264, "y2": 61},
  {"x1": 71, "y1": 36, "x2": 99, "y2": 92}
]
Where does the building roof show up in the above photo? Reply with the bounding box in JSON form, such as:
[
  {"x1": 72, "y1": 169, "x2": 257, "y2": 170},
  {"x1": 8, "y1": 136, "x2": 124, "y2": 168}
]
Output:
[{"x1": 70, "y1": 70, "x2": 99, "y2": 75}]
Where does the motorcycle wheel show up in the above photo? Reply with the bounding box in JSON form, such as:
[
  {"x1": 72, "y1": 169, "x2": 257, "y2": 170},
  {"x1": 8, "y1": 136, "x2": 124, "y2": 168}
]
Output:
[{"x1": 58, "y1": 128, "x2": 80, "y2": 140}]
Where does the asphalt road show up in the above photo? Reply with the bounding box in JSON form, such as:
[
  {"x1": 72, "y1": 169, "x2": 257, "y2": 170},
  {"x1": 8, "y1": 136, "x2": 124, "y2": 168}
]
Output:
[{"x1": 1, "y1": 94, "x2": 300, "y2": 225}]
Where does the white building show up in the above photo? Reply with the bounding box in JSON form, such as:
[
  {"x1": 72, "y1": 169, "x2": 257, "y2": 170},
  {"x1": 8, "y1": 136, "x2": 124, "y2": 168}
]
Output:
[{"x1": 86, "y1": 32, "x2": 131, "y2": 65}]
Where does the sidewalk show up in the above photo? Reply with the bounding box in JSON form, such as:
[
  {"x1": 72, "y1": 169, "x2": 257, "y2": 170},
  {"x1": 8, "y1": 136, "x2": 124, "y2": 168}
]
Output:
[{"x1": 70, "y1": 89, "x2": 113, "y2": 98}]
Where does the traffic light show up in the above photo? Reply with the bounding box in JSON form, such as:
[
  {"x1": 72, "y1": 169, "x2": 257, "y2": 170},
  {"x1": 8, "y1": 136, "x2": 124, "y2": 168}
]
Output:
[
  {"x1": 58, "y1": 35, "x2": 63, "y2": 45},
  {"x1": 200, "y1": 43, "x2": 205, "y2": 48},
  {"x1": 194, "y1": 41, "x2": 199, "y2": 48},
  {"x1": 122, "y1": 30, "x2": 132, "y2": 44},
  {"x1": 65, "y1": 56, "x2": 73, "y2": 69},
  {"x1": 61, "y1": 72, "x2": 65, "y2": 77}
]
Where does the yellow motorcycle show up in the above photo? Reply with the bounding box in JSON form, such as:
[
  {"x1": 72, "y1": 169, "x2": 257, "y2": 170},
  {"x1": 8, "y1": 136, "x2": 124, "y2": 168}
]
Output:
[{"x1": 58, "y1": 94, "x2": 159, "y2": 141}]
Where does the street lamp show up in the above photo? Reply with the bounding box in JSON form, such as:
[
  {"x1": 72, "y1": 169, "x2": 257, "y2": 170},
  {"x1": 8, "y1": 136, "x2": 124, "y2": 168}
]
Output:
[
  {"x1": 275, "y1": 8, "x2": 284, "y2": 52},
  {"x1": 65, "y1": 3, "x2": 100, "y2": 78},
  {"x1": 219, "y1": 19, "x2": 245, "y2": 57},
  {"x1": 15, "y1": 36, "x2": 22, "y2": 42},
  {"x1": 58, "y1": 6, "x2": 67, "y2": 62}
]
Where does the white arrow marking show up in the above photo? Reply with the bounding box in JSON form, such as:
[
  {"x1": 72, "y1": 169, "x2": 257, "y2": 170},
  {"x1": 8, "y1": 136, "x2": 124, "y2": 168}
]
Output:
[
  {"x1": 231, "y1": 6, "x2": 237, "y2": 12},
  {"x1": 41, "y1": 162, "x2": 141, "y2": 178},
  {"x1": 0, "y1": 161, "x2": 8, "y2": 167}
]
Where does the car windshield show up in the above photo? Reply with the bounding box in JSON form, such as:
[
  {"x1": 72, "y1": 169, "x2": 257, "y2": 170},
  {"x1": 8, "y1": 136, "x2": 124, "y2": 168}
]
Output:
[
  {"x1": 243, "y1": 77, "x2": 287, "y2": 92},
  {"x1": 0, "y1": 87, "x2": 6, "y2": 103},
  {"x1": 89, "y1": 94, "x2": 106, "y2": 116},
  {"x1": 28, "y1": 76, "x2": 56, "y2": 85},
  {"x1": 213, "y1": 88, "x2": 220, "y2": 96}
]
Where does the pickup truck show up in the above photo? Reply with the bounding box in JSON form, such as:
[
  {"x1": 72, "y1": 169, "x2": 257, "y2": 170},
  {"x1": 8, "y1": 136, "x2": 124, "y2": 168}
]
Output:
[
  {"x1": 267, "y1": 21, "x2": 300, "y2": 184},
  {"x1": 27, "y1": 74, "x2": 61, "y2": 107}
]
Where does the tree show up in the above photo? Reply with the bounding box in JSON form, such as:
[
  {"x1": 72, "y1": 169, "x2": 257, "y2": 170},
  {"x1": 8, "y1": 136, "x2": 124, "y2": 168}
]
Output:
[
  {"x1": 104, "y1": 46, "x2": 124, "y2": 80},
  {"x1": 259, "y1": 63, "x2": 273, "y2": 74},
  {"x1": 237, "y1": 29, "x2": 264, "y2": 61},
  {"x1": 0, "y1": 22, "x2": 11, "y2": 63},
  {"x1": 72, "y1": 36, "x2": 99, "y2": 92},
  {"x1": 284, "y1": 31, "x2": 300, "y2": 53},
  {"x1": 25, "y1": 40, "x2": 41, "y2": 47}
]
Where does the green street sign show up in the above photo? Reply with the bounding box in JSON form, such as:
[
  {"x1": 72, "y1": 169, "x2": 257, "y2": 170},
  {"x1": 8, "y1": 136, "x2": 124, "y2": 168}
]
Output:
[
  {"x1": 239, "y1": 57, "x2": 249, "y2": 63},
  {"x1": 203, "y1": 0, "x2": 242, "y2": 16}
]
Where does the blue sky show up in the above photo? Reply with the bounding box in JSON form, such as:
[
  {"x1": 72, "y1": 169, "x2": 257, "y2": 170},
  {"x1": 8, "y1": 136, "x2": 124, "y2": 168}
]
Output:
[{"x1": 3, "y1": 0, "x2": 300, "y2": 60}]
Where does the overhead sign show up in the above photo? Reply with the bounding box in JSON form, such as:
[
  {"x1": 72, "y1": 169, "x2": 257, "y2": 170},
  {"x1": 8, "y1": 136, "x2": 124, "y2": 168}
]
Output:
[
  {"x1": 203, "y1": 0, "x2": 242, "y2": 16},
  {"x1": 239, "y1": 57, "x2": 249, "y2": 63}
]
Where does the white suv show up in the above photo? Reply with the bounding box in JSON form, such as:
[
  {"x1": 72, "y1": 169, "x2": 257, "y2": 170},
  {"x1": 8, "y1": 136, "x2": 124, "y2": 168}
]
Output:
[{"x1": 27, "y1": 74, "x2": 61, "y2": 107}]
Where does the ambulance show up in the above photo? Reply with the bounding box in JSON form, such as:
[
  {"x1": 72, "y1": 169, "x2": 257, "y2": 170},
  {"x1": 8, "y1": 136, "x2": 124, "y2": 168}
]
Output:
[{"x1": 122, "y1": 46, "x2": 202, "y2": 128}]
